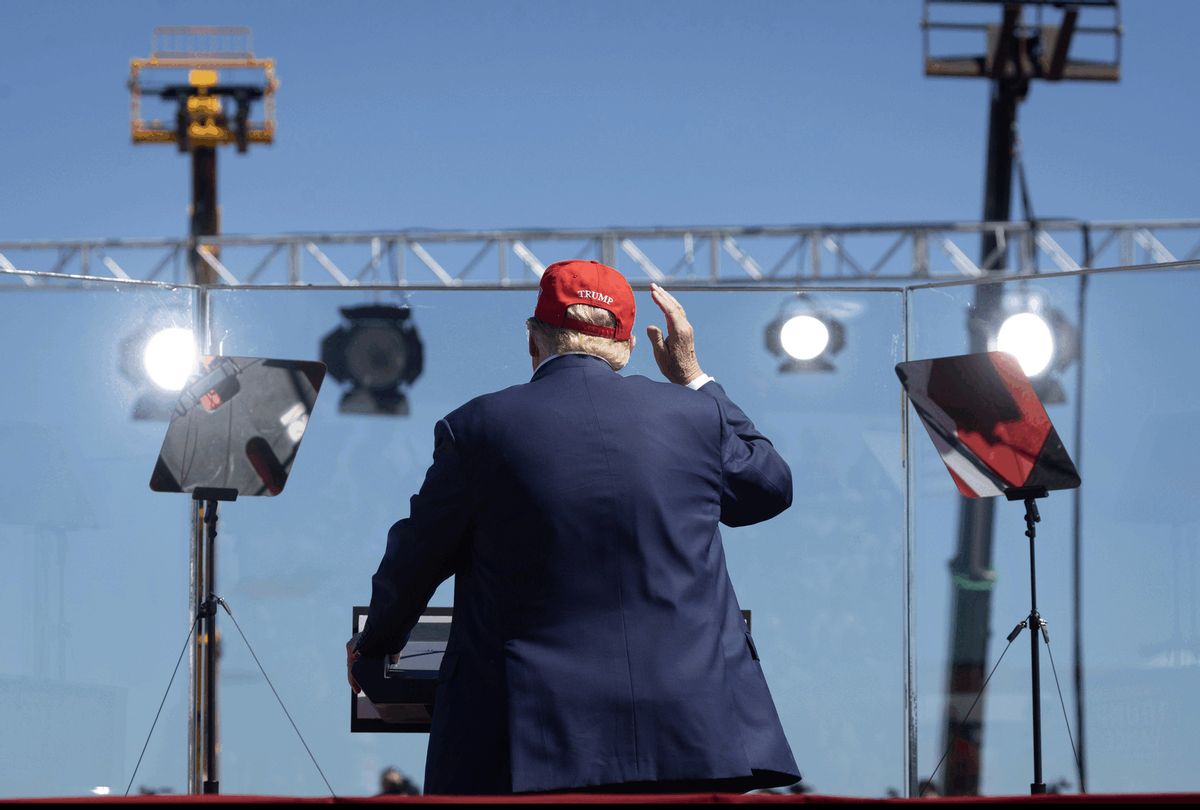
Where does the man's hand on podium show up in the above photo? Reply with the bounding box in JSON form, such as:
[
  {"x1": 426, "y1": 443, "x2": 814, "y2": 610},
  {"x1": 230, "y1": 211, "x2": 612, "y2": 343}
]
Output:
[{"x1": 346, "y1": 632, "x2": 362, "y2": 695}]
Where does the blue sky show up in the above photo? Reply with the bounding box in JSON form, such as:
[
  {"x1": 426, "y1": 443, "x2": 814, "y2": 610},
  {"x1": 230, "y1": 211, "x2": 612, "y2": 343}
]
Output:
[
  {"x1": 1, "y1": 0, "x2": 1198, "y2": 801},
  {"x1": 1, "y1": 1, "x2": 1196, "y2": 241}
]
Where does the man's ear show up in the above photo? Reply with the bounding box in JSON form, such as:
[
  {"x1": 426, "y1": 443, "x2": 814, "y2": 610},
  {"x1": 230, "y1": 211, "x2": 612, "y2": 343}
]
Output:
[{"x1": 528, "y1": 332, "x2": 539, "y2": 361}]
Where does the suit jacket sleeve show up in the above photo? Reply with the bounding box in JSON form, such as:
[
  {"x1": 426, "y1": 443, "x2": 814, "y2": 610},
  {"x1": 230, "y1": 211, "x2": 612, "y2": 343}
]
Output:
[
  {"x1": 700, "y1": 381, "x2": 794, "y2": 527},
  {"x1": 356, "y1": 417, "x2": 474, "y2": 657}
]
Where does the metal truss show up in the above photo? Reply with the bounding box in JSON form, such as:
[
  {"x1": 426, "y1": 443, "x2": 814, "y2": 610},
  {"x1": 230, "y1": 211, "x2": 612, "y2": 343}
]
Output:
[{"x1": 2, "y1": 219, "x2": 1199, "y2": 288}]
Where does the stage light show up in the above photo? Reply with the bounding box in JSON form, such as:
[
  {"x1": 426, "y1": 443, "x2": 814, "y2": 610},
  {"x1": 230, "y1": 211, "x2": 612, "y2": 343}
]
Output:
[
  {"x1": 765, "y1": 295, "x2": 845, "y2": 373},
  {"x1": 144, "y1": 327, "x2": 199, "y2": 391},
  {"x1": 779, "y1": 315, "x2": 831, "y2": 362},
  {"x1": 321, "y1": 304, "x2": 424, "y2": 416},
  {"x1": 119, "y1": 315, "x2": 199, "y2": 421},
  {"x1": 987, "y1": 292, "x2": 1078, "y2": 404},
  {"x1": 996, "y1": 312, "x2": 1054, "y2": 377}
]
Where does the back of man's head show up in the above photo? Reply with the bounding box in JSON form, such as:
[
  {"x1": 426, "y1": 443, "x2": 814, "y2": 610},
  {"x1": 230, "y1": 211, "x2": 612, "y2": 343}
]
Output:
[{"x1": 528, "y1": 261, "x2": 636, "y2": 370}]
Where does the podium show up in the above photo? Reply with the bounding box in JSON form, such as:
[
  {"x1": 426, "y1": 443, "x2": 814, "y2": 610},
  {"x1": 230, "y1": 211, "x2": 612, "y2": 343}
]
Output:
[{"x1": 350, "y1": 607, "x2": 451, "y2": 733}]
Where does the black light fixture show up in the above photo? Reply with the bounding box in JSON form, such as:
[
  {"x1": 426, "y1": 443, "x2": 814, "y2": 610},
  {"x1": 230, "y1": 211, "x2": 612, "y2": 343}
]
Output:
[
  {"x1": 320, "y1": 304, "x2": 424, "y2": 416},
  {"x1": 119, "y1": 312, "x2": 199, "y2": 421},
  {"x1": 765, "y1": 294, "x2": 846, "y2": 373},
  {"x1": 986, "y1": 290, "x2": 1078, "y2": 404}
]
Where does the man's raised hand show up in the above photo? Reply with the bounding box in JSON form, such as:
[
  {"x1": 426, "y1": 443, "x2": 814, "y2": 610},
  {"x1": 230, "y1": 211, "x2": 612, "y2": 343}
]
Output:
[{"x1": 646, "y1": 284, "x2": 705, "y2": 386}]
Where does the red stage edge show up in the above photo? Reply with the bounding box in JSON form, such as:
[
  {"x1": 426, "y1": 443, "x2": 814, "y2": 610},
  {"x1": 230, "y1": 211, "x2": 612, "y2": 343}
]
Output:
[{"x1": 3, "y1": 794, "x2": 1198, "y2": 805}]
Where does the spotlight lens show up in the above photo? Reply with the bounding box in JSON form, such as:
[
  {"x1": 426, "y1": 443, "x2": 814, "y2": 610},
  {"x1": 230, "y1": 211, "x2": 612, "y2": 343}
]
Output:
[
  {"x1": 779, "y1": 315, "x2": 831, "y2": 361},
  {"x1": 345, "y1": 328, "x2": 408, "y2": 389},
  {"x1": 143, "y1": 328, "x2": 197, "y2": 391},
  {"x1": 997, "y1": 312, "x2": 1054, "y2": 377}
]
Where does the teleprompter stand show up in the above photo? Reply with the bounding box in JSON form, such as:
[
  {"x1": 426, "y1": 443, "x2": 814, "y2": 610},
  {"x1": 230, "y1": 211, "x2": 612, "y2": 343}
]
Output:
[
  {"x1": 1004, "y1": 485, "x2": 1051, "y2": 795},
  {"x1": 193, "y1": 487, "x2": 237, "y2": 794},
  {"x1": 144, "y1": 357, "x2": 326, "y2": 795},
  {"x1": 895, "y1": 351, "x2": 1081, "y2": 796}
]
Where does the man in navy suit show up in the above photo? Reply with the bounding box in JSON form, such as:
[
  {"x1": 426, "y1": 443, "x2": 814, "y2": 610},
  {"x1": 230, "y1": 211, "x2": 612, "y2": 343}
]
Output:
[{"x1": 348, "y1": 261, "x2": 799, "y2": 795}]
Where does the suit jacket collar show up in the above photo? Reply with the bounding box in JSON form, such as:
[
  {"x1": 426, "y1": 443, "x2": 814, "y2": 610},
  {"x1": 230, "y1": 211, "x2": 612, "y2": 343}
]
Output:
[{"x1": 531, "y1": 353, "x2": 615, "y2": 382}]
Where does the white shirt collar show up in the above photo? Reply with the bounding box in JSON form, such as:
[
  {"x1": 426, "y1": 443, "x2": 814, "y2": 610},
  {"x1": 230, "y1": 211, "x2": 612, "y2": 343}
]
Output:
[{"x1": 533, "y1": 352, "x2": 603, "y2": 375}]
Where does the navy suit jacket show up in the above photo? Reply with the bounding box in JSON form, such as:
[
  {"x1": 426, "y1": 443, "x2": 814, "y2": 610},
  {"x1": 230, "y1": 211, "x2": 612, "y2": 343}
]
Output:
[{"x1": 357, "y1": 354, "x2": 799, "y2": 794}]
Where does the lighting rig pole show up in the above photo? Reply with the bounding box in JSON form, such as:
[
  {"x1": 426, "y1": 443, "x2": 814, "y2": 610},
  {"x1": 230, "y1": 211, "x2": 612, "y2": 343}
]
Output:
[
  {"x1": 128, "y1": 26, "x2": 277, "y2": 794},
  {"x1": 191, "y1": 145, "x2": 219, "y2": 286},
  {"x1": 921, "y1": 1, "x2": 1119, "y2": 796}
]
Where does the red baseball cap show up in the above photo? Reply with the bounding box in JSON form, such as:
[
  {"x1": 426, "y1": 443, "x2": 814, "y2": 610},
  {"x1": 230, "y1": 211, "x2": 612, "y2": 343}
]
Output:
[{"x1": 534, "y1": 260, "x2": 636, "y2": 341}]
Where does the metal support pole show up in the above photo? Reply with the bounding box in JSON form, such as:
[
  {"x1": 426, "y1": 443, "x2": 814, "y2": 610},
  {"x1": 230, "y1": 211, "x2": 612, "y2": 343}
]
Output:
[
  {"x1": 189, "y1": 147, "x2": 219, "y2": 286},
  {"x1": 200, "y1": 499, "x2": 220, "y2": 794},
  {"x1": 600, "y1": 235, "x2": 616, "y2": 268},
  {"x1": 1071, "y1": 237, "x2": 1091, "y2": 792},
  {"x1": 187, "y1": 501, "x2": 202, "y2": 794},
  {"x1": 189, "y1": 288, "x2": 217, "y2": 794},
  {"x1": 288, "y1": 241, "x2": 302, "y2": 284},
  {"x1": 1024, "y1": 496, "x2": 1046, "y2": 795}
]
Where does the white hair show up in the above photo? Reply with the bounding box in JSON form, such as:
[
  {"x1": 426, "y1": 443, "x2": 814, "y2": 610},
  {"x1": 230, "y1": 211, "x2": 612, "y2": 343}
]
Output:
[{"x1": 527, "y1": 304, "x2": 632, "y2": 371}]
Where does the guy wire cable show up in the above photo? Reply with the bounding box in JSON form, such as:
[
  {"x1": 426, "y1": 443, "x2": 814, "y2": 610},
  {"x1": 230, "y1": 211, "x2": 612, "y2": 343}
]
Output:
[
  {"x1": 125, "y1": 615, "x2": 199, "y2": 796},
  {"x1": 214, "y1": 595, "x2": 336, "y2": 798}
]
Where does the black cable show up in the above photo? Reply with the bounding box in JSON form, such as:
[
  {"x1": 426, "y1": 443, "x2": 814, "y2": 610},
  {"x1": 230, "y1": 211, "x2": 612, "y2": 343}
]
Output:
[
  {"x1": 1014, "y1": 136, "x2": 1038, "y2": 228},
  {"x1": 214, "y1": 596, "x2": 336, "y2": 798},
  {"x1": 1043, "y1": 638, "x2": 1083, "y2": 782},
  {"x1": 928, "y1": 631, "x2": 1020, "y2": 792},
  {"x1": 1013, "y1": 133, "x2": 1040, "y2": 274},
  {"x1": 125, "y1": 615, "x2": 198, "y2": 797}
]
